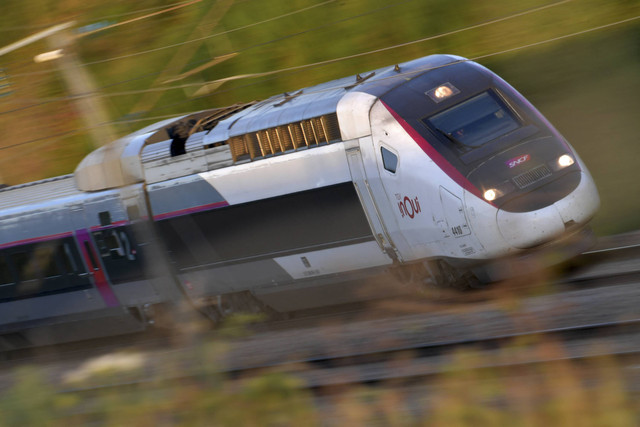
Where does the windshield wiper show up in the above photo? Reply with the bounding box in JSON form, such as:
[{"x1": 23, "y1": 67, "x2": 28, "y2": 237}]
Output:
[{"x1": 435, "y1": 128, "x2": 469, "y2": 152}]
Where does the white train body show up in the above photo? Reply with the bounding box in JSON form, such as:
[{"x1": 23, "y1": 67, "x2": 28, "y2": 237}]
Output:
[{"x1": 0, "y1": 55, "x2": 599, "y2": 348}]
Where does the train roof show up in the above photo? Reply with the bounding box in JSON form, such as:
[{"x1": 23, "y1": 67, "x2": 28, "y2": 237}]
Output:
[
  {"x1": 0, "y1": 54, "x2": 467, "y2": 213},
  {"x1": 68, "y1": 54, "x2": 463, "y2": 191},
  {"x1": 204, "y1": 54, "x2": 461, "y2": 144},
  {"x1": 0, "y1": 175, "x2": 81, "y2": 212}
]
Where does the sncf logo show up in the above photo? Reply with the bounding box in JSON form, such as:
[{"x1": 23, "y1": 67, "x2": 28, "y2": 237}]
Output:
[{"x1": 506, "y1": 154, "x2": 530, "y2": 169}]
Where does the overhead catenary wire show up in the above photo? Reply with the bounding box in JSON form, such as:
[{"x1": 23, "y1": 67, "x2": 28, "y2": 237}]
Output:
[
  {"x1": 0, "y1": 0, "x2": 207, "y2": 117},
  {"x1": 82, "y1": 0, "x2": 208, "y2": 25},
  {"x1": 0, "y1": 0, "x2": 416, "y2": 114},
  {"x1": 81, "y1": 0, "x2": 340, "y2": 65},
  {"x1": 0, "y1": 0, "x2": 206, "y2": 33},
  {"x1": 3, "y1": 6, "x2": 635, "y2": 133},
  {"x1": 1, "y1": 13, "x2": 637, "y2": 153},
  {"x1": 6, "y1": 0, "x2": 341, "y2": 79},
  {"x1": 96, "y1": 0, "x2": 576, "y2": 97},
  {"x1": 0, "y1": 0, "x2": 211, "y2": 74},
  {"x1": 0, "y1": 0, "x2": 565, "y2": 112},
  {"x1": 109, "y1": 13, "x2": 640, "y2": 116},
  {"x1": 0, "y1": 4, "x2": 208, "y2": 70},
  {"x1": 75, "y1": 0, "x2": 203, "y2": 38}
]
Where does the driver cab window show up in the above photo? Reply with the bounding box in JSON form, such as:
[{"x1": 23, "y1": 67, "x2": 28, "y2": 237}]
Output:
[
  {"x1": 424, "y1": 91, "x2": 520, "y2": 149},
  {"x1": 380, "y1": 146, "x2": 398, "y2": 173}
]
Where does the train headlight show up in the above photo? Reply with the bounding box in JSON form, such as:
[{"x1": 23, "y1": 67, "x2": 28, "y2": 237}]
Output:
[
  {"x1": 483, "y1": 189, "x2": 498, "y2": 201},
  {"x1": 558, "y1": 154, "x2": 575, "y2": 168},
  {"x1": 426, "y1": 82, "x2": 460, "y2": 103},
  {"x1": 435, "y1": 86, "x2": 453, "y2": 98}
]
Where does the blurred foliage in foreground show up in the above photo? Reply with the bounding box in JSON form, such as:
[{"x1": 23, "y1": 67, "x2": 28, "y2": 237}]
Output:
[
  {"x1": 0, "y1": 0, "x2": 638, "y2": 235},
  {"x1": 0, "y1": 326, "x2": 636, "y2": 426}
]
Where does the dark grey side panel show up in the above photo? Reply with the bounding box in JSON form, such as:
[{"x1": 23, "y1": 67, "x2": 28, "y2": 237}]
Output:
[
  {"x1": 148, "y1": 175, "x2": 226, "y2": 217},
  {"x1": 156, "y1": 182, "x2": 374, "y2": 270}
]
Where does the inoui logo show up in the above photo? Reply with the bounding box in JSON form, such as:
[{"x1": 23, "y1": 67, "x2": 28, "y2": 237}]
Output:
[
  {"x1": 396, "y1": 195, "x2": 421, "y2": 219},
  {"x1": 506, "y1": 154, "x2": 530, "y2": 169}
]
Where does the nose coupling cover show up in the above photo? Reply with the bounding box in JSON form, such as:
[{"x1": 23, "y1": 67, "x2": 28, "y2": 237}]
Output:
[{"x1": 497, "y1": 203, "x2": 565, "y2": 249}]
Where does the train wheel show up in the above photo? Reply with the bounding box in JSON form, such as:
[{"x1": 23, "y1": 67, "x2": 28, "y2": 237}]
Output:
[
  {"x1": 431, "y1": 260, "x2": 486, "y2": 290},
  {"x1": 198, "y1": 301, "x2": 225, "y2": 324},
  {"x1": 214, "y1": 291, "x2": 289, "y2": 322}
]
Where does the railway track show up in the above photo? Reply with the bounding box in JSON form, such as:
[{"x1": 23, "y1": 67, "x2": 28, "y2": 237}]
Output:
[
  {"x1": 1, "y1": 232, "x2": 639, "y2": 422},
  {"x1": 251, "y1": 230, "x2": 640, "y2": 332},
  {"x1": 38, "y1": 280, "x2": 640, "y2": 423},
  {"x1": 13, "y1": 270, "x2": 640, "y2": 391}
]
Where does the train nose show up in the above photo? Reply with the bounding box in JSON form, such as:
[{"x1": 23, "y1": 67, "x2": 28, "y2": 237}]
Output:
[
  {"x1": 496, "y1": 171, "x2": 599, "y2": 249},
  {"x1": 497, "y1": 204, "x2": 565, "y2": 249}
]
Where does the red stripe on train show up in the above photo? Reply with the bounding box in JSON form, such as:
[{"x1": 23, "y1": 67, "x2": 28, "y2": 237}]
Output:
[{"x1": 381, "y1": 100, "x2": 491, "y2": 205}]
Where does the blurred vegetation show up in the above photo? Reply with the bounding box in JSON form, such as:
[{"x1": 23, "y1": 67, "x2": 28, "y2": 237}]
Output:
[
  {"x1": 0, "y1": 0, "x2": 638, "y2": 234},
  {"x1": 0, "y1": 325, "x2": 636, "y2": 426}
]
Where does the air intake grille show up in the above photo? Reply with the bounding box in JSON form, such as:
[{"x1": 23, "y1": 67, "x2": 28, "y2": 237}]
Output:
[
  {"x1": 513, "y1": 164, "x2": 552, "y2": 189},
  {"x1": 227, "y1": 113, "x2": 342, "y2": 163}
]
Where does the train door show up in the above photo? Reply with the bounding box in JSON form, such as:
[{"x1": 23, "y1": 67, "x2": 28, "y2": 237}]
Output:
[
  {"x1": 72, "y1": 206, "x2": 120, "y2": 308},
  {"x1": 119, "y1": 188, "x2": 185, "y2": 304},
  {"x1": 345, "y1": 140, "x2": 403, "y2": 263}
]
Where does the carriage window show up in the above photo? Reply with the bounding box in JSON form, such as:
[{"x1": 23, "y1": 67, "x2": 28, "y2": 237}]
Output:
[
  {"x1": 0, "y1": 241, "x2": 92, "y2": 302},
  {"x1": 0, "y1": 255, "x2": 13, "y2": 285},
  {"x1": 381, "y1": 147, "x2": 398, "y2": 173},
  {"x1": 92, "y1": 227, "x2": 144, "y2": 284},
  {"x1": 62, "y1": 242, "x2": 77, "y2": 273},
  {"x1": 11, "y1": 251, "x2": 37, "y2": 282},
  {"x1": 34, "y1": 245, "x2": 61, "y2": 278},
  {"x1": 424, "y1": 91, "x2": 520, "y2": 149}
]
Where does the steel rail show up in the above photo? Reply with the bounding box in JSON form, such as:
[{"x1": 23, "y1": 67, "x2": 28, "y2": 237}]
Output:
[{"x1": 52, "y1": 316, "x2": 640, "y2": 396}]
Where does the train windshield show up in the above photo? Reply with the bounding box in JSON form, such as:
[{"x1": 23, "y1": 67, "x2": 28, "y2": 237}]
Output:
[{"x1": 424, "y1": 91, "x2": 520, "y2": 149}]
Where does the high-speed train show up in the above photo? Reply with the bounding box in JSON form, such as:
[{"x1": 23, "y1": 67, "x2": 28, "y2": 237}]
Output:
[{"x1": 0, "y1": 55, "x2": 599, "y2": 349}]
